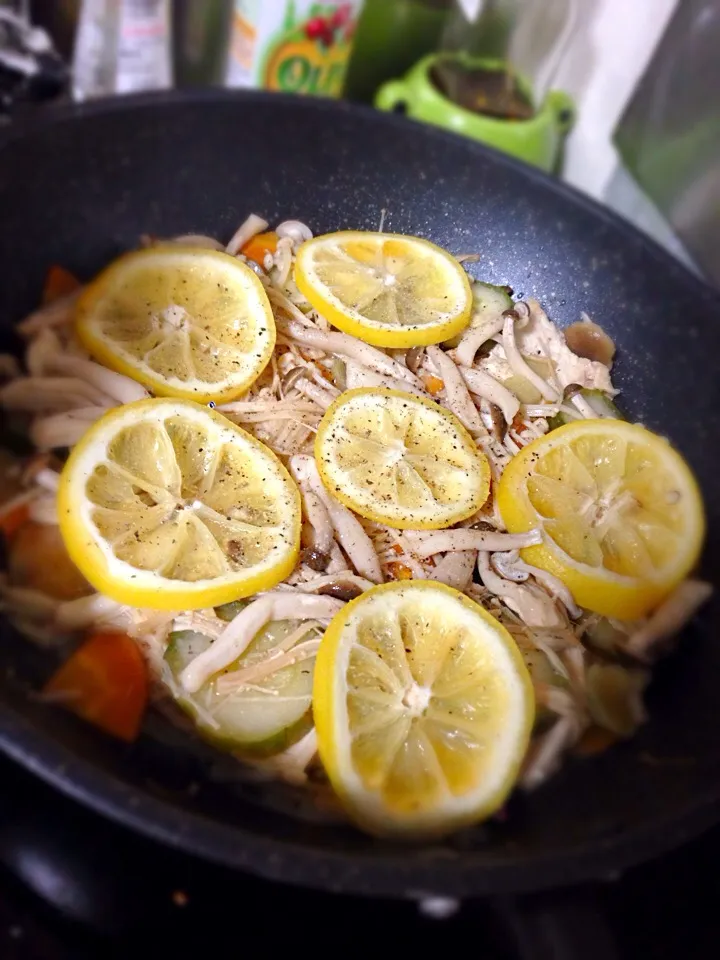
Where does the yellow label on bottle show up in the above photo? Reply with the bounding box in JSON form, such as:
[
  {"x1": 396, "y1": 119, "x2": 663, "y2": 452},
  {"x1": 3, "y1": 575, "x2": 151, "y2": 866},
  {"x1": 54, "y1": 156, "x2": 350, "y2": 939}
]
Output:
[
  {"x1": 264, "y1": 36, "x2": 352, "y2": 97},
  {"x1": 227, "y1": 1, "x2": 363, "y2": 98}
]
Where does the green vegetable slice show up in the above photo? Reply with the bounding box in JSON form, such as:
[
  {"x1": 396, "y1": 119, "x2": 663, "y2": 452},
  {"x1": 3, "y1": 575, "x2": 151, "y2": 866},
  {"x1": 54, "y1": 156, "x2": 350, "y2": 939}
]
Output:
[
  {"x1": 214, "y1": 599, "x2": 250, "y2": 622},
  {"x1": 164, "y1": 620, "x2": 318, "y2": 755},
  {"x1": 444, "y1": 281, "x2": 512, "y2": 347},
  {"x1": 548, "y1": 388, "x2": 624, "y2": 430}
]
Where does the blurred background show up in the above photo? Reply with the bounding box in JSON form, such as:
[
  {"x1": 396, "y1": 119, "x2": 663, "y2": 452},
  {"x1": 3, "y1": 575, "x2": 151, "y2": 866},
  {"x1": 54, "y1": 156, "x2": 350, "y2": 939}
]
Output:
[{"x1": 0, "y1": 0, "x2": 717, "y2": 283}]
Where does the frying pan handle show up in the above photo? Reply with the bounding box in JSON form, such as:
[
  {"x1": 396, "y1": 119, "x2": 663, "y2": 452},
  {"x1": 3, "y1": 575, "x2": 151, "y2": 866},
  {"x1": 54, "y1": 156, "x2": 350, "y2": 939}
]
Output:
[{"x1": 495, "y1": 886, "x2": 620, "y2": 960}]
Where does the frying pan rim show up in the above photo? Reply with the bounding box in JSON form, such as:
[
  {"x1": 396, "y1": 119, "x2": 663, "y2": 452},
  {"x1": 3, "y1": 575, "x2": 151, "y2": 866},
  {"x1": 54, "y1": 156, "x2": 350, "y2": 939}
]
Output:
[
  {"x1": 0, "y1": 89, "x2": 717, "y2": 895},
  {"x1": 1, "y1": 88, "x2": 717, "y2": 303},
  {"x1": 0, "y1": 698, "x2": 718, "y2": 897}
]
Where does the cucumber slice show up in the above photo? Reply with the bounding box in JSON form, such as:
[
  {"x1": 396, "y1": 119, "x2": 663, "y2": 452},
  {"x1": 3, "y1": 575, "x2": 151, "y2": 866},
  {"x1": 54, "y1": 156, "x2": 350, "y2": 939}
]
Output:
[
  {"x1": 582, "y1": 389, "x2": 624, "y2": 419},
  {"x1": 214, "y1": 599, "x2": 250, "y2": 622},
  {"x1": 445, "y1": 281, "x2": 513, "y2": 347},
  {"x1": 164, "y1": 621, "x2": 317, "y2": 756},
  {"x1": 548, "y1": 389, "x2": 624, "y2": 430},
  {"x1": 473, "y1": 281, "x2": 513, "y2": 318}
]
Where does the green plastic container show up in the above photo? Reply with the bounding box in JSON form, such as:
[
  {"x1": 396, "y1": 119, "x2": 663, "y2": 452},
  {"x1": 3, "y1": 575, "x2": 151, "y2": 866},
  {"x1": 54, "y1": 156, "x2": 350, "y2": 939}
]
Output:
[{"x1": 376, "y1": 53, "x2": 574, "y2": 173}]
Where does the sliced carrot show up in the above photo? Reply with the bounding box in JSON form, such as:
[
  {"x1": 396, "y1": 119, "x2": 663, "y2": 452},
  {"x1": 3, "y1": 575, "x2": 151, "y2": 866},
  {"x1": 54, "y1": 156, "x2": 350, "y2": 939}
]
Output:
[
  {"x1": 241, "y1": 231, "x2": 279, "y2": 266},
  {"x1": 44, "y1": 632, "x2": 148, "y2": 742},
  {"x1": 42, "y1": 265, "x2": 81, "y2": 304},
  {"x1": 387, "y1": 560, "x2": 413, "y2": 580},
  {"x1": 423, "y1": 374, "x2": 445, "y2": 396},
  {"x1": 0, "y1": 502, "x2": 29, "y2": 540},
  {"x1": 9, "y1": 520, "x2": 90, "y2": 601}
]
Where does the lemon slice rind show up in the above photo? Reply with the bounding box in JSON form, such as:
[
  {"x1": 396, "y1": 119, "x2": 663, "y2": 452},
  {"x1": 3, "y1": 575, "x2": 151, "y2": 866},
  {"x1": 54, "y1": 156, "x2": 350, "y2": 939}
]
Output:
[
  {"x1": 294, "y1": 231, "x2": 472, "y2": 348},
  {"x1": 497, "y1": 419, "x2": 705, "y2": 620},
  {"x1": 76, "y1": 247, "x2": 276, "y2": 403},
  {"x1": 314, "y1": 580, "x2": 534, "y2": 838},
  {"x1": 315, "y1": 387, "x2": 490, "y2": 530},
  {"x1": 58, "y1": 399, "x2": 301, "y2": 611}
]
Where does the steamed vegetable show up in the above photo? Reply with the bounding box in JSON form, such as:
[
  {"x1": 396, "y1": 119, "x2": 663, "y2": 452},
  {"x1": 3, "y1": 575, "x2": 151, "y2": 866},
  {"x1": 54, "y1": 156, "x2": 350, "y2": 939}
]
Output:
[
  {"x1": 548, "y1": 388, "x2": 623, "y2": 429},
  {"x1": 214, "y1": 600, "x2": 250, "y2": 622},
  {"x1": 44, "y1": 632, "x2": 148, "y2": 741},
  {"x1": 241, "y1": 231, "x2": 279, "y2": 266},
  {"x1": 9, "y1": 521, "x2": 91, "y2": 601},
  {"x1": 445, "y1": 281, "x2": 513, "y2": 348},
  {"x1": 164, "y1": 620, "x2": 317, "y2": 755}
]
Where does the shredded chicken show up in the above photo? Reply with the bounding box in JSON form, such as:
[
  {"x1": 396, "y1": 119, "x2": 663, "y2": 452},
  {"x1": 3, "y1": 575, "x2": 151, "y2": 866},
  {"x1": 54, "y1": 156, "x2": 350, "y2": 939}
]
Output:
[
  {"x1": 216, "y1": 636, "x2": 320, "y2": 691},
  {"x1": 503, "y1": 312, "x2": 560, "y2": 402},
  {"x1": 522, "y1": 299, "x2": 615, "y2": 394}
]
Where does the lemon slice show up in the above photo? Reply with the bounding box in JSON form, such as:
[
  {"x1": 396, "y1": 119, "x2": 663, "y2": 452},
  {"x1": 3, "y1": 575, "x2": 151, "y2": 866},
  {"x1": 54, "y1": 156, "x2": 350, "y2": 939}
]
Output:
[
  {"x1": 76, "y1": 247, "x2": 275, "y2": 402},
  {"x1": 315, "y1": 387, "x2": 490, "y2": 530},
  {"x1": 497, "y1": 419, "x2": 705, "y2": 620},
  {"x1": 313, "y1": 580, "x2": 534, "y2": 838},
  {"x1": 294, "y1": 231, "x2": 472, "y2": 348},
  {"x1": 57, "y1": 399, "x2": 301, "y2": 610}
]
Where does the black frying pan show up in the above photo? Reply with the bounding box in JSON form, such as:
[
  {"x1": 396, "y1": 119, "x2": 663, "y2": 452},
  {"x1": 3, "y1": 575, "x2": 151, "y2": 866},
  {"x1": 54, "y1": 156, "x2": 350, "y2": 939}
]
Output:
[{"x1": 0, "y1": 91, "x2": 717, "y2": 919}]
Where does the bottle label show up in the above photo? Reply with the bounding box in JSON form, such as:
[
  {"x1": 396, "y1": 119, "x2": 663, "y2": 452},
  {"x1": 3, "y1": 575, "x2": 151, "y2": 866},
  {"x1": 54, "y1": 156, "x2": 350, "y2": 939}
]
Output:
[
  {"x1": 227, "y1": 1, "x2": 363, "y2": 97},
  {"x1": 116, "y1": 0, "x2": 172, "y2": 93}
]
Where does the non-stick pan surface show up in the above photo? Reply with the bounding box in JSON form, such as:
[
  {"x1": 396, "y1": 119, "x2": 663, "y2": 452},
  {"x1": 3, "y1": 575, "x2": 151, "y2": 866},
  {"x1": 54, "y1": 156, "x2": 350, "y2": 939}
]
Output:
[{"x1": 0, "y1": 91, "x2": 717, "y2": 898}]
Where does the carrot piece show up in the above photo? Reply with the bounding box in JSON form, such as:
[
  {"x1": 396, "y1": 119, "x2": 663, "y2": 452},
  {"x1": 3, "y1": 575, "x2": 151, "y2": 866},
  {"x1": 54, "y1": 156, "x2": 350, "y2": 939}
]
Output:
[
  {"x1": 42, "y1": 265, "x2": 81, "y2": 304},
  {"x1": 44, "y1": 632, "x2": 148, "y2": 742},
  {"x1": 9, "y1": 520, "x2": 90, "y2": 601},
  {"x1": 0, "y1": 502, "x2": 29, "y2": 540},
  {"x1": 241, "y1": 231, "x2": 279, "y2": 266},
  {"x1": 423, "y1": 374, "x2": 445, "y2": 396},
  {"x1": 387, "y1": 560, "x2": 413, "y2": 580}
]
